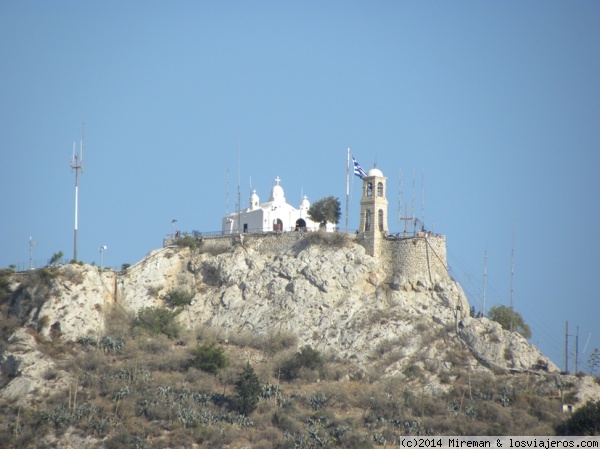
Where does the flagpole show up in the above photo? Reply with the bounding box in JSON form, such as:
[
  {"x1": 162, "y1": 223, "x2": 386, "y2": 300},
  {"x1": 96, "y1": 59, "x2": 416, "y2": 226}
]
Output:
[{"x1": 346, "y1": 147, "x2": 350, "y2": 232}]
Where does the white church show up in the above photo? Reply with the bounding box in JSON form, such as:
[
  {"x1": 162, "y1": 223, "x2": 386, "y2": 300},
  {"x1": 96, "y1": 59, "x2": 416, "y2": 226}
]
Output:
[{"x1": 221, "y1": 177, "x2": 335, "y2": 234}]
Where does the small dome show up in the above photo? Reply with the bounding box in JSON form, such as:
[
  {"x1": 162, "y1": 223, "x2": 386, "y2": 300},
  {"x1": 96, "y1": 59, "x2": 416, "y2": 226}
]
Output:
[
  {"x1": 269, "y1": 176, "x2": 285, "y2": 203},
  {"x1": 300, "y1": 195, "x2": 310, "y2": 210},
  {"x1": 368, "y1": 167, "x2": 383, "y2": 177},
  {"x1": 250, "y1": 189, "x2": 259, "y2": 209}
]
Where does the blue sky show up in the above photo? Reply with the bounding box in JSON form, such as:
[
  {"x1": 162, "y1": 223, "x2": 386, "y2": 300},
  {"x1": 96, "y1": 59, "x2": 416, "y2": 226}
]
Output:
[{"x1": 1, "y1": 1, "x2": 599, "y2": 370}]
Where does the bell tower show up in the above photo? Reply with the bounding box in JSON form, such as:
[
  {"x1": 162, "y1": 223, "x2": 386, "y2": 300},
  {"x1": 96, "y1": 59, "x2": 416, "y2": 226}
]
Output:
[{"x1": 358, "y1": 167, "x2": 388, "y2": 256}]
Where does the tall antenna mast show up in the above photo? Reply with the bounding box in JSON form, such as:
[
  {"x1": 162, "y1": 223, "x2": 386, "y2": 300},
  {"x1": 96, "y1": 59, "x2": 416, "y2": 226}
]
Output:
[
  {"x1": 575, "y1": 325, "x2": 580, "y2": 374},
  {"x1": 237, "y1": 139, "x2": 241, "y2": 234},
  {"x1": 29, "y1": 236, "x2": 37, "y2": 270},
  {"x1": 482, "y1": 247, "x2": 488, "y2": 316},
  {"x1": 398, "y1": 170, "x2": 415, "y2": 236},
  {"x1": 421, "y1": 170, "x2": 425, "y2": 230},
  {"x1": 411, "y1": 169, "x2": 415, "y2": 234},
  {"x1": 345, "y1": 147, "x2": 350, "y2": 233},
  {"x1": 71, "y1": 122, "x2": 85, "y2": 262},
  {"x1": 565, "y1": 321, "x2": 570, "y2": 373},
  {"x1": 509, "y1": 224, "x2": 515, "y2": 332},
  {"x1": 398, "y1": 169, "x2": 402, "y2": 225},
  {"x1": 225, "y1": 165, "x2": 230, "y2": 216}
]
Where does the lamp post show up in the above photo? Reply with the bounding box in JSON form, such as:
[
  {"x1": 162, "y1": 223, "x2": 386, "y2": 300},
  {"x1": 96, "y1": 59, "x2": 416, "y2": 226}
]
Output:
[
  {"x1": 99, "y1": 245, "x2": 107, "y2": 270},
  {"x1": 171, "y1": 219, "x2": 177, "y2": 237}
]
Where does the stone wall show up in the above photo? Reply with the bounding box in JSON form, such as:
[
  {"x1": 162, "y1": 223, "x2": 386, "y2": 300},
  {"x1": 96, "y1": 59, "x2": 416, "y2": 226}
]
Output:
[
  {"x1": 381, "y1": 234, "x2": 448, "y2": 283},
  {"x1": 175, "y1": 231, "x2": 448, "y2": 284}
]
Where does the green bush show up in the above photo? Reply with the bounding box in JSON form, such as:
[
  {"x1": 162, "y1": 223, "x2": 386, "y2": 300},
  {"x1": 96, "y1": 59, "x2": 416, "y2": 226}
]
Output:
[
  {"x1": 280, "y1": 346, "x2": 324, "y2": 381},
  {"x1": 173, "y1": 235, "x2": 199, "y2": 250},
  {"x1": 488, "y1": 305, "x2": 531, "y2": 339},
  {"x1": 234, "y1": 362, "x2": 262, "y2": 416},
  {"x1": 188, "y1": 342, "x2": 228, "y2": 374},
  {"x1": 48, "y1": 251, "x2": 63, "y2": 267},
  {"x1": 556, "y1": 399, "x2": 600, "y2": 435},
  {"x1": 307, "y1": 196, "x2": 341, "y2": 226},
  {"x1": 133, "y1": 307, "x2": 180, "y2": 338},
  {"x1": 164, "y1": 287, "x2": 193, "y2": 308}
]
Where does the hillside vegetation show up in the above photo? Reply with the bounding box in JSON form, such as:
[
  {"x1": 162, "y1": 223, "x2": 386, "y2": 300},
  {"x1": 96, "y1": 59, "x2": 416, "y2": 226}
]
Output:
[{"x1": 0, "y1": 236, "x2": 599, "y2": 447}]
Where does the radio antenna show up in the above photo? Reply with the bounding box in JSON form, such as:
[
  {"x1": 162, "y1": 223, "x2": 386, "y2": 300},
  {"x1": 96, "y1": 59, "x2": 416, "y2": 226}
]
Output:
[
  {"x1": 70, "y1": 122, "x2": 85, "y2": 261},
  {"x1": 225, "y1": 165, "x2": 230, "y2": 215},
  {"x1": 29, "y1": 236, "x2": 38, "y2": 270},
  {"x1": 237, "y1": 139, "x2": 241, "y2": 234},
  {"x1": 398, "y1": 169, "x2": 415, "y2": 236},
  {"x1": 421, "y1": 169, "x2": 425, "y2": 230}
]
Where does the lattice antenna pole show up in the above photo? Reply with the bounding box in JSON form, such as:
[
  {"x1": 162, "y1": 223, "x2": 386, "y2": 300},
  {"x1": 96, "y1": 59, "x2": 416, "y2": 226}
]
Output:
[
  {"x1": 421, "y1": 169, "x2": 425, "y2": 230},
  {"x1": 237, "y1": 140, "x2": 241, "y2": 234},
  {"x1": 482, "y1": 248, "x2": 488, "y2": 316},
  {"x1": 70, "y1": 123, "x2": 85, "y2": 262},
  {"x1": 29, "y1": 236, "x2": 37, "y2": 270},
  {"x1": 225, "y1": 165, "x2": 230, "y2": 216},
  {"x1": 509, "y1": 224, "x2": 515, "y2": 332},
  {"x1": 398, "y1": 169, "x2": 402, "y2": 226},
  {"x1": 397, "y1": 169, "x2": 415, "y2": 236},
  {"x1": 411, "y1": 169, "x2": 415, "y2": 234}
]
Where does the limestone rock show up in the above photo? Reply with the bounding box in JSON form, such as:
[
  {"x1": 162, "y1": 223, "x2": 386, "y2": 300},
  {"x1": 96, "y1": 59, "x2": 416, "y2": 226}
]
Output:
[{"x1": 1, "y1": 236, "x2": 568, "y2": 379}]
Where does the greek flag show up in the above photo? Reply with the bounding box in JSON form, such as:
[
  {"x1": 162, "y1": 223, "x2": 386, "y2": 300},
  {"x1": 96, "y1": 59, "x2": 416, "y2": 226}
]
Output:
[{"x1": 353, "y1": 157, "x2": 367, "y2": 178}]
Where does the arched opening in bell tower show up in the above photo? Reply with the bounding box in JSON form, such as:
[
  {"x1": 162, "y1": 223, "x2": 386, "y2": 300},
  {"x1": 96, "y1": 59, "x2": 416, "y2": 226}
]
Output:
[{"x1": 365, "y1": 209, "x2": 371, "y2": 231}]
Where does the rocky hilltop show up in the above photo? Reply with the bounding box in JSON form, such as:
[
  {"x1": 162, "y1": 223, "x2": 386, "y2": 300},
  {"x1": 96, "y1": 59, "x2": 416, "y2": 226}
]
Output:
[{"x1": 1, "y1": 232, "x2": 599, "y2": 444}]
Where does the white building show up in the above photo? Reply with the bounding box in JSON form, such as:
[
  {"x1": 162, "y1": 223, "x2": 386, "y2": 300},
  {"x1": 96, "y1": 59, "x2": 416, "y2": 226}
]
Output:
[{"x1": 221, "y1": 177, "x2": 332, "y2": 234}]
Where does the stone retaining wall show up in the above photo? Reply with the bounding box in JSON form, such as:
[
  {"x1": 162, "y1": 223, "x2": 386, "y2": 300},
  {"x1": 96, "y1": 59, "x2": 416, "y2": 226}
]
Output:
[
  {"x1": 175, "y1": 232, "x2": 447, "y2": 283},
  {"x1": 381, "y1": 234, "x2": 448, "y2": 282}
]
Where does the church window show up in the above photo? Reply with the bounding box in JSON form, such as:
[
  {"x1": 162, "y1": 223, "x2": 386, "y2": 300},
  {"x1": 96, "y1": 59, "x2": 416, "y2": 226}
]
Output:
[
  {"x1": 378, "y1": 209, "x2": 384, "y2": 231},
  {"x1": 377, "y1": 182, "x2": 384, "y2": 197},
  {"x1": 365, "y1": 209, "x2": 371, "y2": 231}
]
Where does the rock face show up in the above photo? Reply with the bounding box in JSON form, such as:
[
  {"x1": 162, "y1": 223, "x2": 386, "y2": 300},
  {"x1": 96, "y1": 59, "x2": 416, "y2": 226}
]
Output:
[{"x1": 2, "y1": 233, "x2": 559, "y2": 398}]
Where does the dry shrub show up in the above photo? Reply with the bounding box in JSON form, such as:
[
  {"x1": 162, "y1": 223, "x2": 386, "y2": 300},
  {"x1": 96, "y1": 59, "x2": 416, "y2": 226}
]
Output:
[
  {"x1": 103, "y1": 305, "x2": 132, "y2": 338},
  {"x1": 322, "y1": 358, "x2": 352, "y2": 381},
  {"x1": 0, "y1": 315, "x2": 21, "y2": 351},
  {"x1": 272, "y1": 407, "x2": 303, "y2": 435},
  {"x1": 133, "y1": 333, "x2": 172, "y2": 355},
  {"x1": 306, "y1": 231, "x2": 350, "y2": 248},
  {"x1": 195, "y1": 324, "x2": 223, "y2": 343}
]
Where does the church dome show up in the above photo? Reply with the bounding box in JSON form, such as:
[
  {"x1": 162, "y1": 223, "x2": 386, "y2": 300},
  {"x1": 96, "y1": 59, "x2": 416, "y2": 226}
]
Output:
[
  {"x1": 269, "y1": 176, "x2": 286, "y2": 203},
  {"x1": 368, "y1": 167, "x2": 383, "y2": 177}
]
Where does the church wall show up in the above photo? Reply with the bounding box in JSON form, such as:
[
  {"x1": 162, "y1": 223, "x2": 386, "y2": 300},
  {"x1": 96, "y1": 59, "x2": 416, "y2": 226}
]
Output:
[{"x1": 223, "y1": 208, "x2": 265, "y2": 234}]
